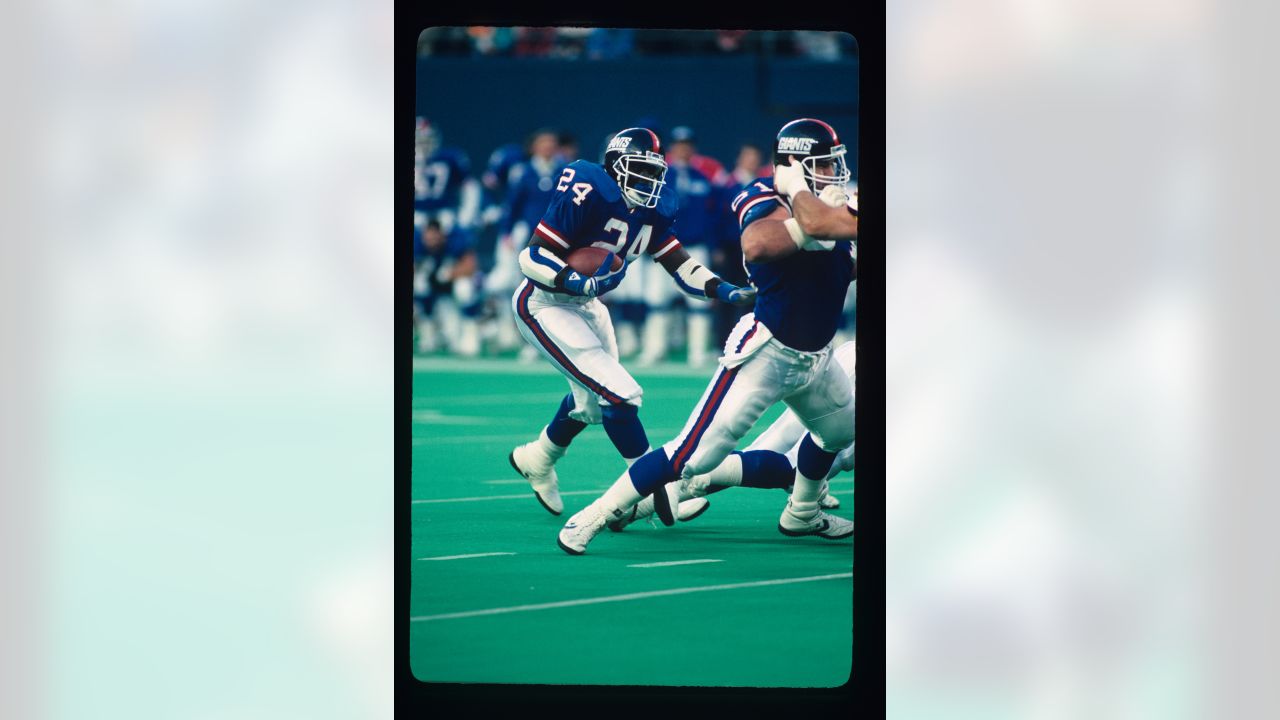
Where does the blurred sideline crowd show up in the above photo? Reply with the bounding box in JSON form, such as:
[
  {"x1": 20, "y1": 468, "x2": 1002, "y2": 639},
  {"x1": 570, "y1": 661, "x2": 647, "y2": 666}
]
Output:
[
  {"x1": 418, "y1": 28, "x2": 856, "y2": 62},
  {"x1": 414, "y1": 118, "x2": 857, "y2": 367}
]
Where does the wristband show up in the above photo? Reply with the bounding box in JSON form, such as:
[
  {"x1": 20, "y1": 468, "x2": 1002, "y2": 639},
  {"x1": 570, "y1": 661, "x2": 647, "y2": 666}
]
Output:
[{"x1": 783, "y1": 217, "x2": 810, "y2": 249}]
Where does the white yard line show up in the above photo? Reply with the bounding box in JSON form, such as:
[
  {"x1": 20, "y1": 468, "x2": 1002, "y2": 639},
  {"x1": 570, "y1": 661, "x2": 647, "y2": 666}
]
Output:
[
  {"x1": 416, "y1": 552, "x2": 516, "y2": 561},
  {"x1": 627, "y1": 559, "x2": 724, "y2": 568},
  {"x1": 410, "y1": 572, "x2": 852, "y2": 622},
  {"x1": 481, "y1": 479, "x2": 539, "y2": 485},
  {"x1": 412, "y1": 489, "x2": 604, "y2": 505}
]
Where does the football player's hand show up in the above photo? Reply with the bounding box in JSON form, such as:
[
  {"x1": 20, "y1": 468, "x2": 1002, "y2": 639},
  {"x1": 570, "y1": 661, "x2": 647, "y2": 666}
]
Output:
[
  {"x1": 714, "y1": 281, "x2": 757, "y2": 307},
  {"x1": 772, "y1": 157, "x2": 809, "y2": 199},
  {"x1": 818, "y1": 184, "x2": 849, "y2": 208},
  {"x1": 594, "y1": 268, "x2": 625, "y2": 295},
  {"x1": 561, "y1": 271, "x2": 599, "y2": 297}
]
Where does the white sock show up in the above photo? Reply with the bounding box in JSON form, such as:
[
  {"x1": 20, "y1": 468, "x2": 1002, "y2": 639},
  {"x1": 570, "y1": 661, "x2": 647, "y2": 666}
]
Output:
[
  {"x1": 537, "y1": 427, "x2": 568, "y2": 461},
  {"x1": 600, "y1": 470, "x2": 644, "y2": 512},
  {"x1": 789, "y1": 473, "x2": 823, "y2": 518},
  {"x1": 703, "y1": 453, "x2": 744, "y2": 488}
]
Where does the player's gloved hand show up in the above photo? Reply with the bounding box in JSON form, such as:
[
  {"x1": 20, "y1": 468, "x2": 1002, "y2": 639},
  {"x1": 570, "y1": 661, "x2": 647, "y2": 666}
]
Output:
[
  {"x1": 594, "y1": 269, "x2": 625, "y2": 295},
  {"x1": 818, "y1": 184, "x2": 850, "y2": 208},
  {"x1": 772, "y1": 157, "x2": 810, "y2": 200},
  {"x1": 714, "y1": 281, "x2": 757, "y2": 307},
  {"x1": 560, "y1": 270, "x2": 599, "y2": 297}
]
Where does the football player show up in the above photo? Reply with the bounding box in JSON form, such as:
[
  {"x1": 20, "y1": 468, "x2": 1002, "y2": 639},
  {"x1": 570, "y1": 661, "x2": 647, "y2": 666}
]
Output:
[
  {"x1": 487, "y1": 130, "x2": 563, "y2": 357},
  {"x1": 413, "y1": 220, "x2": 482, "y2": 353},
  {"x1": 414, "y1": 118, "x2": 483, "y2": 355},
  {"x1": 607, "y1": 340, "x2": 853, "y2": 531},
  {"x1": 635, "y1": 126, "x2": 724, "y2": 368},
  {"x1": 558, "y1": 118, "x2": 858, "y2": 554},
  {"x1": 508, "y1": 128, "x2": 756, "y2": 516}
]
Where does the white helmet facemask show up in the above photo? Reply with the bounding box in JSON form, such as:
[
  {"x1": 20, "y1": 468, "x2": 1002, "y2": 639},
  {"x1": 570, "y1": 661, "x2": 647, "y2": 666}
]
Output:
[
  {"x1": 612, "y1": 152, "x2": 668, "y2": 208},
  {"x1": 801, "y1": 144, "x2": 851, "y2": 193}
]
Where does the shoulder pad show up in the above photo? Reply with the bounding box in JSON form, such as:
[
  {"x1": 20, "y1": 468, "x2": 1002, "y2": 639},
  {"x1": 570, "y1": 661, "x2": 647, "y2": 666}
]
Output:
[
  {"x1": 567, "y1": 160, "x2": 620, "y2": 203},
  {"x1": 656, "y1": 185, "x2": 680, "y2": 218},
  {"x1": 730, "y1": 178, "x2": 782, "y2": 227}
]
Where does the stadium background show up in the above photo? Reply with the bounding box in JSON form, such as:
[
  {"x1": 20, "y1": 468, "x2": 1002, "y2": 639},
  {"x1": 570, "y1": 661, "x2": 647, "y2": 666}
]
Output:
[
  {"x1": 414, "y1": 27, "x2": 858, "y2": 361},
  {"x1": 412, "y1": 28, "x2": 858, "y2": 687}
]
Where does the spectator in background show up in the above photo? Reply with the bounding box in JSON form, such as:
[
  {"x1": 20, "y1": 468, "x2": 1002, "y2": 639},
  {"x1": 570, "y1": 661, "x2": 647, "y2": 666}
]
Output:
[
  {"x1": 554, "y1": 28, "x2": 591, "y2": 58},
  {"x1": 467, "y1": 26, "x2": 516, "y2": 56},
  {"x1": 414, "y1": 219, "x2": 483, "y2": 355},
  {"x1": 586, "y1": 28, "x2": 635, "y2": 59},
  {"x1": 514, "y1": 27, "x2": 557, "y2": 57},
  {"x1": 418, "y1": 27, "x2": 473, "y2": 56},
  {"x1": 716, "y1": 30, "x2": 749, "y2": 53},
  {"x1": 634, "y1": 126, "x2": 723, "y2": 367},
  {"x1": 556, "y1": 131, "x2": 579, "y2": 163},
  {"x1": 713, "y1": 142, "x2": 767, "y2": 347},
  {"x1": 793, "y1": 31, "x2": 843, "y2": 61},
  {"x1": 490, "y1": 129, "x2": 564, "y2": 359},
  {"x1": 669, "y1": 124, "x2": 730, "y2": 188}
]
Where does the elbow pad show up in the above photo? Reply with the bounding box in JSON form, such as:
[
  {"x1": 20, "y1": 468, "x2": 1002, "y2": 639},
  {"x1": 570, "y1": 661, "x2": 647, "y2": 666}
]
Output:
[{"x1": 518, "y1": 245, "x2": 567, "y2": 291}]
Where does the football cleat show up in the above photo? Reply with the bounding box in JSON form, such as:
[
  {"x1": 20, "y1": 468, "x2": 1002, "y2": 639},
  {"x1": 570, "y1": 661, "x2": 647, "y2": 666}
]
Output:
[
  {"x1": 677, "y1": 497, "x2": 710, "y2": 522},
  {"x1": 509, "y1": 442, "x2": 563, "y2": 516},
  {"x1": 786, "y1": 481, "x2": 841, "y2": 509},
  {"x1": 778, "y1": 499, "x2": 854, "y2": 540},
  {"x1": 557, "y1": 502, "x2": 617, "y2": 555},
  {"x1": 606, "y1": 500, "x2": 645, "y2": 532},
  {"x1": 651, "y1": 481, "x2": 681, "y2": 526},
  {"x1": 607, "y1": 496, "x2": 709, "y2": 531}
]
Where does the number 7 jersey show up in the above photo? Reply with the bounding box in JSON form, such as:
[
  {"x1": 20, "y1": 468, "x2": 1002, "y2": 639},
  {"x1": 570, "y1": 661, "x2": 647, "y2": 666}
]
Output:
[{"x1": 531, "y1": 160, "x2": 683, "y2": 296}]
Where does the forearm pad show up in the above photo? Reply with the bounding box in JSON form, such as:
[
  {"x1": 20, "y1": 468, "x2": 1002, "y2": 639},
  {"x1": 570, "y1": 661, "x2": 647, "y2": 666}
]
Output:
[{"x1": 670, "y1": 257, "x2": 718, "y2": 300}]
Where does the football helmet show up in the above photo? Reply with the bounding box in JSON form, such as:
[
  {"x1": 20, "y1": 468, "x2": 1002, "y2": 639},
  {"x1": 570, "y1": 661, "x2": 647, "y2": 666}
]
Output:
[
  {"x1": 773, "y1": 118, "x2": 850, "y2": 194},
  {"x1": 603, "y1": 128, "x2": 668, "y2": 209},
  {"x1": 416, "y1": 117, "x2": 439, "y2": 158}
]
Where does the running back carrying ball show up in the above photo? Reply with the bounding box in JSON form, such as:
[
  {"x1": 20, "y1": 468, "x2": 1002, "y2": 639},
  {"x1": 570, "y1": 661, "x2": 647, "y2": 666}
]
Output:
[{"x1": 566, "y1": 247, "x2": 623, "y2": 276}]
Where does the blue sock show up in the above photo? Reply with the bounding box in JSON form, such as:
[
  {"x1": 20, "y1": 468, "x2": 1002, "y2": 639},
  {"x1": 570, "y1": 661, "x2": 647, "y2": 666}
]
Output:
[
  {"x1": 546, "y1": 394, "x2": 587, "y2": 447},
  {"x1": 738, "y1": 450, "x2": 797, "y2": 489},
  {"x1": 600, "y1": 403, "x2": 649, "y2": 462},
  {"x1": 626, "y1": 447, "x2": 676, "y2": 496},
  {"x1": 796, "y1": 433, "x2": 838, "y2": 481}
]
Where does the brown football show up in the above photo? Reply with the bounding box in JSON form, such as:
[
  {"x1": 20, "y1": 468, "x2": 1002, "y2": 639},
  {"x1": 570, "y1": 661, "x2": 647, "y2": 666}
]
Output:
[{"x1": 566, "y1": 246, "x2": 623, "y2": 275}]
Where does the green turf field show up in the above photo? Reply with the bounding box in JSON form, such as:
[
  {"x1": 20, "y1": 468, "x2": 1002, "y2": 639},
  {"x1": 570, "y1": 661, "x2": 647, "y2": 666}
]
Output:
[{"x1": 410, "y1": 357, "x2": 853, "y2": 687}]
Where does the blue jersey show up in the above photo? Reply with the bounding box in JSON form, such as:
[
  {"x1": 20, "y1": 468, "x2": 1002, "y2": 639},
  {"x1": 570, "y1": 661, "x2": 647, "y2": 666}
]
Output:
[
  {"x1": 502, "y1": 156, "x2": 564, "y2": 237},
  {"x1": 532, "y1": 160, "x2": 681, "y2": 296},
  {"x1": 730, "y1": 178, "x2": 855, "y2": 351},
  {"x1": 414, "y1": 147, "x2": 471, "y2": 216},
  {"x1": 482, "y1": 142, "x2": 526, "y2": 210},
  {"x1": 414, "y1": 223, "x2": 473, "y2": 265},
  {"x1": 666, "y1": 162, "x2": 720, "y2": 248}
]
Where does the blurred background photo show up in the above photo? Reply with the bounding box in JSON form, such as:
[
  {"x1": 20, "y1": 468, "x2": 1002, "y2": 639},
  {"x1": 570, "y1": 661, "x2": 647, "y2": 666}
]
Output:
[{"x1": 409, "y1": 27, "x2": 859, "y2": 686}]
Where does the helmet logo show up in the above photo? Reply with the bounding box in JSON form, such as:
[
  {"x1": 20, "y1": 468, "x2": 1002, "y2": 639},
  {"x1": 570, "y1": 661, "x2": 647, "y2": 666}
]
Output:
[
  {"x1": 777, "y1": 136, "x2": 817, "y2": 154},
  {"x1": 607, "y1": 136, "x2": 633, "y2": 151}
]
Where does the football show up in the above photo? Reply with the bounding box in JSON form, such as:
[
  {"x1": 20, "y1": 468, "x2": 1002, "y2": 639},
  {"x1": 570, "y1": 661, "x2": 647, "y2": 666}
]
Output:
[{"x1": 566, "y1": 246, "x2": 623, "y2": 275}]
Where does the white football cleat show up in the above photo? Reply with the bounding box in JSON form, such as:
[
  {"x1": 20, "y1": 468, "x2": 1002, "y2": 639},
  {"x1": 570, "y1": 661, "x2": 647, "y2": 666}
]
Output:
[
  {"x1": 778, "y1": 499, "x2": 854, "y2": 540},
  {"x1": 677, "y1": 497, "x2": 710, "y2": 522},
  {"x1": 651, "y1": 482, "x2": 682, "y2": 526},
  {"x1": 557, "y1": 502, "x2": 617, "y2": 555},
  {"x1": 606, "y1": 498, "x2": 649, "y2": 532},
  {"x1": 509, "y1": 442, "x2": 563, "y2": 516},
  {"x1": 608, "y1": 496, "x2": 709, "y2": 531},
  {"x1": 820, "y1": 489, "x2": 841, "y2": 509}
]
